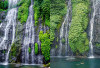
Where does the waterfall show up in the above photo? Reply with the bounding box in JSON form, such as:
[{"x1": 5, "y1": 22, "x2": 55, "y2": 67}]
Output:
[
  {"x1": 0, "y1": 23, "x2": 2, "y2": 28},
  {"x1": 0, "y1": 0, "x2": 18, "y2": 64},
  {"x1": 5, "y1": 8, "x2": 17, "y2": 64},
  {"x1": 22, "y1": 0, "x2": 43, "y2": 64},
  {"x1": 59, "y1": 18, "x2": 65, "y2": 56},
  {"x1": 22, "y1": 1, "x2": 35, "y2": 64},
  {"x1": 65, "y1": 0, "x2": 71, "y2": 56},
  {"x1": 58, "y1": 0, "x2": 71, "y2": 56},
  {"x1": 0, "y1": 0, "x2": 44, "y2": 64},
  {"x1": 89, "y1": 0, "x2": 96, "y2": 58},
  {"x1": 8, "y1": 0, "x2": 19, "y2": 8}
]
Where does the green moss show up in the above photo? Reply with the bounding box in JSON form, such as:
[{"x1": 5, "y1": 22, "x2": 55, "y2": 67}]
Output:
[
  {"x1": 28, "y1": 47, "x2": 31, "y2": 54},
  {"x1": 56, "y1": 37, "x2": 58, "y2": 42},
  {"x1": 3, "y1": 50, "x2": 5, "y2": 54},
  {"x1": 62, "y1": 38, "x2": 65, "y2": 44},
  {"x1": 33, "y1": 0, "x2": 50, "y2": 26},
  {"x1": 33, "y1": 1, "x2": 40, "y2": 26},
  {"x1": 96, "y1": 43, "x2": 100, "y2": 47},
  {"x1": 50, "y1": 29, "x2": 55, "y2": 42},
  {"x1": 9, "y1": 40, "x2": 21, "y2": 63},
  {"x1": 0, "y1": 20, "x2": 1, "y2": 23},
  {"x1": 69, "y1": 0, "x2": 90, "y2": 54},
  {"x1": 55, "y1": 45, "x2": 58, "y2": 49},
  {"x1": 45, "y1": 19, "x2": 50, "y2": 27},
  {"x1": 10, "y1": 42, "x2": 21, "y2": 57},
  {"x1": 35, "y1": 43, "x2": 38, "y2": 55},
  {"x1": 50, "y1": 0, "x2": 67, "y2": 42}
]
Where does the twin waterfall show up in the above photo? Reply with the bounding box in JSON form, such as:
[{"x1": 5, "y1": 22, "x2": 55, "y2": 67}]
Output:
[
  {"x1": 52, "y1": 0, "x2": 97, "y2": 57},
  {"x1": 0, "y1": 0, "x2": 43, "y2": 64}
]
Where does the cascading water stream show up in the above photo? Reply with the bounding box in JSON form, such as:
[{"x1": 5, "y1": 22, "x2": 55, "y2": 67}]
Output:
[
  {"x1": 58, "y1": 0, "x2": 71, "y2": 56},
  {"x1": 65, "y1": 0, "x2": 71, "y2": 56},
  {"x1": 0, "y1": 0, "x2": 18, "y2": 64},
  {"x1": 22, "y1": 0, "x2": 35, "y2": 64},
  {"x1": 8, "y1": 0, "x2": 19, "y2": 8},
  {"x1": 89, "y1": 0, "x2": 96, "y2": 58},
  {"x1": 0, "y1": 23, "x2": 2, "y2": 28},
  {"x1": 59, "y1": 18, "x2": 65, "y2": 56},
  {"x1": 5, "y1": 8, "x2": 17, "y2": 64},
  {"x1": 22, "y1": 0, "x2": 43, "y2": 64}
]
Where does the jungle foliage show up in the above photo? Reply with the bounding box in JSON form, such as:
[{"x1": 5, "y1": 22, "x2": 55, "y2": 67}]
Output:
[
  {"x1": 39, "y1": 31, "x2": 51, "y2": 61},
  {"x1": 0, "y1": 0, "x2": 8, "y2": 11},
  {"x1": 69, "y1": 0, "x2": 90, "y2": 54},
  {"x1": 33, "y1": 0, "x2": 50, "y2": 26},
  {"x1": 50, "y1": 0, "x2": 67, "y2": 42},
  {"x1": 17, "y1": 0, "x2": 31, "y2": 24}
]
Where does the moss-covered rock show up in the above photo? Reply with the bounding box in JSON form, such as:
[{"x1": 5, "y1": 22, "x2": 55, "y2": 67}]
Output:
[
  {"x1": 35, "y1": 43, "x2": 38, "y2": 55},
  {"x1": 69, "y1": 0, "x2": 90, "y2": 55},
  {"x1": 9, "y1": 40, "x2": 21, "y2": 63}
]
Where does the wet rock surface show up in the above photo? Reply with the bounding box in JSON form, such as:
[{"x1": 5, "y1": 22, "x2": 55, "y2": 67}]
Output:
[
  {"x1": 94, "y1": 2, "x2": 100, "y2": 55},
  {"x1": 0, "y1": 11, "x2": 7, "y2": 23},
  {"x1": 9, "y1": 22, "x2": 24, "y2": 63}
]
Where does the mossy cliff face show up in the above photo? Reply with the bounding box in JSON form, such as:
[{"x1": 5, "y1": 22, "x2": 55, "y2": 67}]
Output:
[
  {"x1": 17, "y1": 0, "x2": 31, "y2": 24},
  {"x1": 8, "y1": 0, "x2": 50, "y2": 64},
  {"x1": 51, "y1": 0, "x2": 91, "y2": 56},
  {"x1": 69, "y1": 0, "x2": 90, "y2": 56},
  {"x1": 0, "y1": 11, "x2": 7, "y2": 23},
  {"x1": 50, "y1": 0, "x2": 67, "y2": 56},
  {"x1": 9, "y1": 22, "x2": 24, "y2": 63}
]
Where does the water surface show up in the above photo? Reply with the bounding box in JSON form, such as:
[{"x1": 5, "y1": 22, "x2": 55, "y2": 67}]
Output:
[
  {"x1": 51, "y1": 57, "x2": 100, "y2": 68},
  {"x1": 0, "y1": 64, "x2": 42, "y2": 68}
]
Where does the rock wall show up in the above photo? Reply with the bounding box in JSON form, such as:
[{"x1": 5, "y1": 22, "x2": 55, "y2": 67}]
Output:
[
  {"x1": 94, "y1": 2, "x2": 100, "y2": 56},
  {"x1": 0, "y1": 11, "x2": 7, "y2": 23}
]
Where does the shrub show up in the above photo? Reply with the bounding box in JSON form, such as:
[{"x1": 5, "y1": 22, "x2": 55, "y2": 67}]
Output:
[
  {"x1": 33, "y1": 0, "x2": 50, "y2": 26},
  {"x1": 45, "y1": 19, "x2": 50, "y2": 27},
  {"x1": 33, "y1": 1, "x2": 40, "y2": 26},
  {"x1": 10, "y1": 41, "x2": 21, "y2": 57},
  {"x1": 4, "y1": 0, "x2": 8, "y2": 9},
  {"x1": 0, "y1": 0, "x2": 8, "y2": 10},
  {"x1": 18, "y1": 0, "x2": 31, "y2": 24},
  {"x1": 62, "y1": 38, "x2": 65, "y2": 44},
  {"x1": 28, "y1": 47, "x2": 31, "y2": 54},
  {"x1": 39, "y1": 31, "x2": 51, "y2": 61},
  {"x1": 96, "y1": 43, "x2": 100, "y2": 47},
  {"x1": 68, "y1": 0, "x2": 90, "y2": 54},
  {"x1": 35, "y1": 43, "x2": 38, "y2": 55}
]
